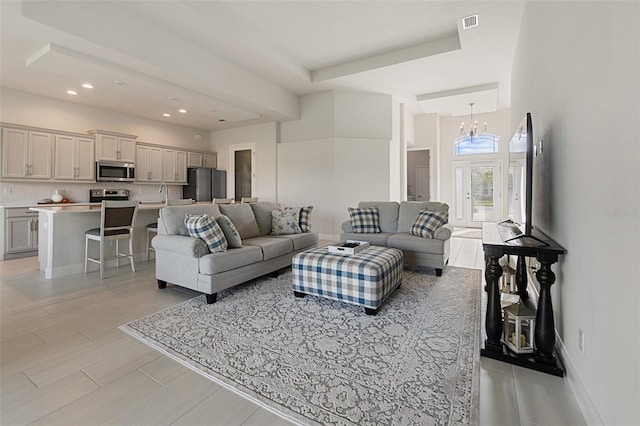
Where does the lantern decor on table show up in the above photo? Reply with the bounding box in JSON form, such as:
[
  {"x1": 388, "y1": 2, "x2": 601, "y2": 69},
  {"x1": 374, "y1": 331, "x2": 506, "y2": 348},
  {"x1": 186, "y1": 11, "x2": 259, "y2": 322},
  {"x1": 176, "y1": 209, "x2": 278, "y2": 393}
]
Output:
[
  {"x1": 501, "y1": 261, "x2": 516, "y2": 293},
  {"x1": 502, "y1": 302, "x2": 536, "y2": 354}
]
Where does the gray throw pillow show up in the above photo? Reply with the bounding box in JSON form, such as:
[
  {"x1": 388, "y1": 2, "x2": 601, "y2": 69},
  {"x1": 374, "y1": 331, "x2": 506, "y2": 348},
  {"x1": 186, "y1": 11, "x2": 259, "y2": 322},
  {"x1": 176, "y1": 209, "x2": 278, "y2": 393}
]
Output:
[{"x1": 215, "y1": 214, "x2": 242, "y2": 248}]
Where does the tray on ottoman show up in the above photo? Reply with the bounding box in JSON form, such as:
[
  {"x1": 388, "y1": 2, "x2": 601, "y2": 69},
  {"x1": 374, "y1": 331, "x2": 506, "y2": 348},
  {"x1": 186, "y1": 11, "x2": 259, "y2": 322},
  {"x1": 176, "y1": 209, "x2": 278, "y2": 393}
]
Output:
[
  {"x1": 327, "y1": 240, "x2": 370, "y2": 255},
  {"x1": 291, "y1": 245, "x2": 403, "y2": 315}
]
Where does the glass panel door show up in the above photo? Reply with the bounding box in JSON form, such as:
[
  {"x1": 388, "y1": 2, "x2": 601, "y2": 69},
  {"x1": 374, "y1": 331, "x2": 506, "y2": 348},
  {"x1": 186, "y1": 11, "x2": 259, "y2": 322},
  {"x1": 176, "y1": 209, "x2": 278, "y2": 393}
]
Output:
[{"x1": 453, "y1": 161, "x2": 501, "y2": 228}]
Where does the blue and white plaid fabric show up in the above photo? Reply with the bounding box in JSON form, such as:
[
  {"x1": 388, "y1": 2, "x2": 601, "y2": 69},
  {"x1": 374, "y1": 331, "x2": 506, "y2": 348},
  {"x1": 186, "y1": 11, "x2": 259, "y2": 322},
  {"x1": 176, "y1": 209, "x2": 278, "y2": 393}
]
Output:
[
  {"x1": 348, "y1": 207, "x2": 381, "y2": 233},
  {"x1": 185, "y1": 214, "x2": 228, "y2": 252},
  {"x1": 292, "y1": 245, "x2": 403, "y2": 310},
  {"x1": 411, "y1": 209, "x2": 449, "y2": 238},
  {"x1": 299, "y1": 206, "x2": 313, "y2": 232}
]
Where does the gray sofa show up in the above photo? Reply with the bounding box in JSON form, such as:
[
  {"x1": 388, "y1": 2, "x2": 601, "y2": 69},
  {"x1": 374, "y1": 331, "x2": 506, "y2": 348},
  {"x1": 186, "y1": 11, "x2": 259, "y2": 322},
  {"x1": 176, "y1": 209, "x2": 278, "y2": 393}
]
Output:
[
  {"x1": 340, "y1": 201, "x2": 454, "y2": 275},
  {"x1": 152, "y1": 202, "x2": 318, "y2": 303}
]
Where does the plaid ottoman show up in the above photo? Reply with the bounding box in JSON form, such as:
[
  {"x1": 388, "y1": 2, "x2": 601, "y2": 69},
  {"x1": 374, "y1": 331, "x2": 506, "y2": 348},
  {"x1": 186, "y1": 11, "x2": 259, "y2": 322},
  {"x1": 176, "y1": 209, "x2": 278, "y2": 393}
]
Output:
[{"x1": 291, "y1": 245, "x2": 403, "y2": 315}]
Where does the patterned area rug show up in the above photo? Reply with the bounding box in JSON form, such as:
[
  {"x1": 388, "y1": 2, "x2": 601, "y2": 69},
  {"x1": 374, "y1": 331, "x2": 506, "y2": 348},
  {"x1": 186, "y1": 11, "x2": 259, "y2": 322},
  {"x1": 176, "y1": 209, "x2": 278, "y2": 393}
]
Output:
[{"x1": 120, "y1": 266, "x2": 481, "y2": 426}]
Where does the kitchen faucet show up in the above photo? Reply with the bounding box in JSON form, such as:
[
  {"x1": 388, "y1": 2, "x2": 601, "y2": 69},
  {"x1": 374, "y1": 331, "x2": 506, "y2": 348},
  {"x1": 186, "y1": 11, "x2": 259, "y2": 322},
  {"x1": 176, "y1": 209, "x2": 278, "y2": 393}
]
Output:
[{"x1": 159, "y1": 183, "x2": 168, "y2": 204}]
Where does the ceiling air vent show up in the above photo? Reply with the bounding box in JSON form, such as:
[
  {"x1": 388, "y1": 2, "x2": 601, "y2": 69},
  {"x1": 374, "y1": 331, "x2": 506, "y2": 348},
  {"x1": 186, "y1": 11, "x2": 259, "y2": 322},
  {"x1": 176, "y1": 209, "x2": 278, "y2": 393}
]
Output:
[{"x1": 462, "y1": 15, "x2": 479, "y2": 29}]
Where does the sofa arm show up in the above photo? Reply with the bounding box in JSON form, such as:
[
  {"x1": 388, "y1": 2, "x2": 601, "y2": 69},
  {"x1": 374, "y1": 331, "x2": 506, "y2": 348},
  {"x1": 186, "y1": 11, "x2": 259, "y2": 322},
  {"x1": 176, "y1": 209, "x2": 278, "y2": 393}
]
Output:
[
  {"x1": 434, "y1": 223, "x2": 454, "y2": 240},
  {"x1": 341, "y1": 220, "x2": 353, "y2": 233},
  {"x1": 152, "y1": 234, "x2": 209, "y2": 258}
]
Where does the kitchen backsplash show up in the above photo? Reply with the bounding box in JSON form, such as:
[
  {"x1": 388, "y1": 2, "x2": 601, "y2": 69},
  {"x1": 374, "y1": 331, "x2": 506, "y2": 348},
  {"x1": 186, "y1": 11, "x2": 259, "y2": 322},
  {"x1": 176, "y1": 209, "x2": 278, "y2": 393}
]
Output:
[{"x1": 0, "y1": 181, "x2": 183, "y2": 205}]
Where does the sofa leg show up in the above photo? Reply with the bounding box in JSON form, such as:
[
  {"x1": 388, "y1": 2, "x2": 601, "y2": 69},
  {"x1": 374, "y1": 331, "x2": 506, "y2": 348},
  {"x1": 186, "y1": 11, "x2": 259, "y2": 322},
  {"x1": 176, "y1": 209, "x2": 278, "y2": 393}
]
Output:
[
  {"x1": 293, "y1": 291, "x2": 306, "y2": 298},
  {"x1": 365, "y1": 307, "x2": 379, "y2": 316},
  {"x1": 206, "y1": 293, "x2": 217, "y2": 304},
  {"x1": 157, "y1": 279, "x2": 167, "y2": 289},
  {"x1": 436, "y1": 268, "x2": 443, "y2": 276}
]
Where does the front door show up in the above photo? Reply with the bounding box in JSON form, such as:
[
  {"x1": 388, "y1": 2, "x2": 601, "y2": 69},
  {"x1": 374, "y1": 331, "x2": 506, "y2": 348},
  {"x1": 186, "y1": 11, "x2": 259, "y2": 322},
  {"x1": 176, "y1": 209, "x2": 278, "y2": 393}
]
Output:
[{"x1": 453, "y1": 161, "x2": 501, "y2": 228}]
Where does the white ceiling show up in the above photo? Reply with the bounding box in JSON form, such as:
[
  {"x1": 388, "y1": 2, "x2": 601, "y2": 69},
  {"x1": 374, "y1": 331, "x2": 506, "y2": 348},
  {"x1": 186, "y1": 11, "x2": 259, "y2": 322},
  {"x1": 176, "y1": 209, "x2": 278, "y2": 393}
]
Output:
[{"x1": 0, "y1": 1, "x2": 525, "y2": 131}]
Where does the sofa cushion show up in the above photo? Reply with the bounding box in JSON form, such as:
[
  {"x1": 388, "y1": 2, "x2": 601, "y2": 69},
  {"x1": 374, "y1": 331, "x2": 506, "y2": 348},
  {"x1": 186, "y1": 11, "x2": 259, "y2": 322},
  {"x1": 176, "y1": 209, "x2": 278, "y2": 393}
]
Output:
[
  {"x1": 243, "y1": 237, "x2": 293, "y2": 260},
  {"x1": 160, "y1": 204, "x2": 221, "y2": 236},
  {"x1": 387, "y1": 233, "x2": 445, "y2": 255},
  {"x1": 398, "y1": 201, "x2": 449, "y2": 233},
  {"x1": 271, "y1": 209, "x2": 302, "y2": 235},
  {"x1": 216, "y1": 214, "x2": 242, "y2": 248},
  {"x1": 348, "y1": 207, "x2": 381, "y2": 233},
  {"x1": 273, "y1": 232, "x2": 319, "y2": 251},
  {"x1": 250, "y1": 202, "x2": 282, "y2": 236},
  {"x1": 219, "y1": 203, "x2": 261, "y2": 239},
  {"x1": 358, "y1": 201, "x2": 399, "y2": 233},
  {"x1": 411, "y1": 210, "x2": 449, "y2": 238},
  {"x1": 199, "y1": 246, "x2": 263, "y2": 274},
  {"x1": 184, "y1": 214, "x2": 227, "y2": 253}
]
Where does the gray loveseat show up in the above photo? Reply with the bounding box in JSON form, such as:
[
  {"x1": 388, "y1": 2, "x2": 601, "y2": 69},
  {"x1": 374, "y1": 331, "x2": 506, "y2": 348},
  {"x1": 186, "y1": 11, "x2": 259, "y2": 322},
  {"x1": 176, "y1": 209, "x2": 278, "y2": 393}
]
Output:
[
  {"x1": 152, "y1": 202, "x2": 318, "y2": 303},
  {"x1": 340, "y1": 201, "x2": 454, "y2": 275}
]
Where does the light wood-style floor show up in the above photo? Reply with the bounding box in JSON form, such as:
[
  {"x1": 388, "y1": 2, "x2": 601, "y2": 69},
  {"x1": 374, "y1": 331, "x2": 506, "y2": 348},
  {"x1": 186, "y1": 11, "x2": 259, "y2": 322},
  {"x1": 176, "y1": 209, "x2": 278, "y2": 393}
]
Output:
[{"x1": 1, "y1": 235, "x2": 585, "y2": 425}]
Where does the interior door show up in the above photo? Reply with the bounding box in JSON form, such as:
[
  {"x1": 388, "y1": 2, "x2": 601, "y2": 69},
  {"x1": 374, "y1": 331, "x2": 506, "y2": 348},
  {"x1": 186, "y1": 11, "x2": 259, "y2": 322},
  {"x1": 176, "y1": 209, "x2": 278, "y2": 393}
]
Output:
[
  {"x1": 453, "y1": 161, "x2": 501, "y2": 228},
  {"x1": 416, "y1": 166, "x2": 430, "y2": 201}
]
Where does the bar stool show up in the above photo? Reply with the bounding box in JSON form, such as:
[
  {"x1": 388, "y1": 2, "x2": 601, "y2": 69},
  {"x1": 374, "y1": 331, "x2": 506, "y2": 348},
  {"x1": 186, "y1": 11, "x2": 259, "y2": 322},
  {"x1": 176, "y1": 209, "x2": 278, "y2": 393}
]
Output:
[
  {"x1": 146, "y1": 198, "x2": 193, "y2": 260},
  {"x1": 85, "y1": 200, "x2": 139, "y2": 279},
  {"x1": 213, "y1": 198, "x2": 233, "y2": 204}
]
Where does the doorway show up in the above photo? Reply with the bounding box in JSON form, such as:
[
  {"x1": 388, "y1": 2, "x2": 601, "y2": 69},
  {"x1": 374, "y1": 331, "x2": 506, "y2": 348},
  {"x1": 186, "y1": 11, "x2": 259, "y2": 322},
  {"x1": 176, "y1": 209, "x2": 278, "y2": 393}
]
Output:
[
  {"x1": 228, "y1": 143, "x2": 256, "y2": 202},
  {"x1": 407, "y1": 149, "x2": 430, "y2": 201},
  {"x1": 453, "y1": 161, "x2": 501, "y2": 228}
]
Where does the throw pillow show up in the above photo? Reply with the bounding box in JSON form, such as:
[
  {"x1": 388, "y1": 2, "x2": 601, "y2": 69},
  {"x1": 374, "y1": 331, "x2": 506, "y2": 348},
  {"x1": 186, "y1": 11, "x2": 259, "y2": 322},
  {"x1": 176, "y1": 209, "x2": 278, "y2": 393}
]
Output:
[
  {"x1": 215, "y1": 214, "x2": 242, "y2": 248},
  {"x1": 411, "y1": 209, "x2": 449, "y2": 238},
  {"x1": 348, "y1": 207, "x2": 382, "y2": 233},
  {"x1": 299, "y1": 206, "x2": 313, "y2": 232},
  {"x1": 184, "y1": 214, "x2": 228, "y2": 252},
  {"x1": 271, "y1": 209, "x2": 302, "y2": 235},
  {"x1": 284, "y1": 206, "x2": 314, "y2": 233}
]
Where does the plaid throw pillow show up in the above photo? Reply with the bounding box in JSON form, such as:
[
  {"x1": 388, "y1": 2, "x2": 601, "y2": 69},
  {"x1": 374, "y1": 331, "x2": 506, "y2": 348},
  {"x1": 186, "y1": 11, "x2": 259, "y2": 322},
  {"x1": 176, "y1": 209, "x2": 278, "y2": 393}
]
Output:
[
  {"x1": 348, "y1": 207, "x2": 382, "y2": 234},
  {"x1": 286, "y1": 206, "x2": 314, "y2": 233},
  {"x1": 411, "y1": 209, "x2": 449, "y2": 238},
  {"x1": 184, "y1": 214, "x2": 228, "y2": 252}
]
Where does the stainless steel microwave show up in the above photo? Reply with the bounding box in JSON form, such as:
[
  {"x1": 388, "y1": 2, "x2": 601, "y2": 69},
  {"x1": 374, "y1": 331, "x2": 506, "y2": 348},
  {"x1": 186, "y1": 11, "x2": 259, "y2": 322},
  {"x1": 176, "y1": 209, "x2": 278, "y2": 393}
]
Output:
[{"x1": 96, "y1": 161, "x2": 136, "y2": 182}]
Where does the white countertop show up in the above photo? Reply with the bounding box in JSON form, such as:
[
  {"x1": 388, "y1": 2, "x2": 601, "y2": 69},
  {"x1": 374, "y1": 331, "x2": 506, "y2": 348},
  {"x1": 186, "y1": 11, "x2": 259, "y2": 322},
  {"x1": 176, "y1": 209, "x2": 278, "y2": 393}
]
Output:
[{"x1": 29, "y1": 202, "x2": 167, "y2": 214}]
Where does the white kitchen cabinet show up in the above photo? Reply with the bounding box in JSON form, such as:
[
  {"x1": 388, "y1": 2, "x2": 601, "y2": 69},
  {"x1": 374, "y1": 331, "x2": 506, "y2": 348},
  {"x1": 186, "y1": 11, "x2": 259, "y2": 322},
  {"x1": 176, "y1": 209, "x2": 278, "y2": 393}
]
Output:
[
  {"x1": 89, "y1": 130, "x2": 136, "y2": 162},
  {"x1": 54, "y1": 135, "x2": 95, "y2": 180},
  {"x1": 136, "y1": 145, "x2": 163, "y2": 182},
  {"x1": 187, "y1": 151, "x2": 203, "y2": 168},
  {"x1": 203, "y1": 153, "x2": 217, "y2": 168},
  {"x1": 3, "y1": 208, "x2": 38, "y2": 259},
  {"x1": 163, "y1": 149, "x2": 187, "y2": 183},
  {"x1": 2, "y1": 128, "x2": 52, "y2": 179}
]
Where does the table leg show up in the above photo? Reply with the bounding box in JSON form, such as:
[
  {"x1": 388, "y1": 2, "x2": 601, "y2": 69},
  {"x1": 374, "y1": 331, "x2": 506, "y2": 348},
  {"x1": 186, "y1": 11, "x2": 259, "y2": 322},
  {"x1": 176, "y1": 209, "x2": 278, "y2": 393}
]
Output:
[
  {"x1": 534, "y1": 261, "x2": 557, "y2": 364},
  {"x1": 516, "y1": 255, "x2": 529, "y2": 299},
  {"x1": 485, "y1": 255, "x2": 503, "y2": 352}
]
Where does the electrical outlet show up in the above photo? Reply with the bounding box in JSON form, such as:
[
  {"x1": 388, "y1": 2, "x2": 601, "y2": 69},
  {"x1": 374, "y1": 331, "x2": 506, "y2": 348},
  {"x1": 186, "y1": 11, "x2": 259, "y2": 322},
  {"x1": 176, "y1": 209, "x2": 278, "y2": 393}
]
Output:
[{"x1": 578, "y1": 328, "x2": 585, "y2": 354}]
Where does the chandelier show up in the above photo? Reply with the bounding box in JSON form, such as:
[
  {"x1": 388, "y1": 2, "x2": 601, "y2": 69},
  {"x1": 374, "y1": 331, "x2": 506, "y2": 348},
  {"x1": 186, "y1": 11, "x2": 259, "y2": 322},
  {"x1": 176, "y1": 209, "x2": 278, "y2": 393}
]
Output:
[{"x1": 459, "y1": 102, "x2": 487, "y2": 138}]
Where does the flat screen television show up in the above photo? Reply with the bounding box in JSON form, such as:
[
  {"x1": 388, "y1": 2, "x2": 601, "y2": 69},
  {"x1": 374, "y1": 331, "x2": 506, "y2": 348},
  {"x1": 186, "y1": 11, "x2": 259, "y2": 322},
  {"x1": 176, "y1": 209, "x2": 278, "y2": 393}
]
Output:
[
  {"x1": 505, "y1": 111, "x2": 551, "y2": 247},
  {"x1": 507, "y1": 112, "x2": 533, "y2": 236}
]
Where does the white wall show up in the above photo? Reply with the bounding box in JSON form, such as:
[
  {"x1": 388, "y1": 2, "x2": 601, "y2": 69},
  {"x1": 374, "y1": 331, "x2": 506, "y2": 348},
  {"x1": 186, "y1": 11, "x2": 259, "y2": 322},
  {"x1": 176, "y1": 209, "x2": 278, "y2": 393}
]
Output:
[
  {"x1": 414, "y1": 113, "x2": 440, "y2": 200},
  {"x1": 209, "y1": 122, "x2": 277, "y2": 202},
  {"x1": 278, "y1": 90, "x2": 393, "y2": 238},
  {"x1": 0, "y1": 88, "x2": 210, "y2": 149},
  {"x1": 512, "y1": 2, "x2": 639, "y2": 424}
]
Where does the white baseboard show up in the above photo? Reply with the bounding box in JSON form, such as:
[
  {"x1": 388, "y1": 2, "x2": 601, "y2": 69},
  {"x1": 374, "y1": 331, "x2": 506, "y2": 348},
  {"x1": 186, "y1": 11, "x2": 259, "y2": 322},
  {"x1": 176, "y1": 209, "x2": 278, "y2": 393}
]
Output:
[{"x1": 526, "y1": 270, "x2": 603, "y2": 425}]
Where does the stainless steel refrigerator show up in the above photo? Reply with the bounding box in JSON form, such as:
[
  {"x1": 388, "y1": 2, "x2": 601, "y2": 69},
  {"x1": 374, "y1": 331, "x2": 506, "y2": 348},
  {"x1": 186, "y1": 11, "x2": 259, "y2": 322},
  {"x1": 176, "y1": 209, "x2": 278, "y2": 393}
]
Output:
[{"x1": 183, "y1": 168, "x2": 227, "y2": 201}]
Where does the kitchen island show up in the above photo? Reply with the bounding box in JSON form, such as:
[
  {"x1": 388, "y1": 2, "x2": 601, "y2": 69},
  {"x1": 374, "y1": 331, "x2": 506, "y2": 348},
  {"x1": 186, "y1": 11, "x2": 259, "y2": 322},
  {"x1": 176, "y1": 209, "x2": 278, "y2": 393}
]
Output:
[{"x1": 30, "y1": 203, "x2": 165, "y2": 279}]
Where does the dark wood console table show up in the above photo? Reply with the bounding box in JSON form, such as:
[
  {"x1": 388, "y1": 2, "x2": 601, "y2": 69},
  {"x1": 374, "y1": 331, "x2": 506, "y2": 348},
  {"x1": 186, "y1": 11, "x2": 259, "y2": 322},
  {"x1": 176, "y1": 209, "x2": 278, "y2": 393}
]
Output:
[{"x1": 481, "y1": 222, "x2": 566, "y2": 376}]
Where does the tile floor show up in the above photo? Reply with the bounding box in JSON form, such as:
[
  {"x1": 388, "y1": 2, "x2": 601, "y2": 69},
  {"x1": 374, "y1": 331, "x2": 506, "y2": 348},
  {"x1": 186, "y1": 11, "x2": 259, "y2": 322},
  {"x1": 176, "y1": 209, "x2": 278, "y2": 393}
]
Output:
[{"x1": 0, "y1": 233, "x2": 586, "y2": 425}]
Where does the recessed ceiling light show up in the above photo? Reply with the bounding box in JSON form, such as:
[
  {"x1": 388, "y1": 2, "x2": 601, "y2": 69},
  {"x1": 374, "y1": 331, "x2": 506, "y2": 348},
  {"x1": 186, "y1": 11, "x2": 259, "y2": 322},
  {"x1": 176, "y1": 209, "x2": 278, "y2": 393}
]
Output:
[
  {"x1": 163, "y1": 113, "x2": 171, "y2": 117},
  {"x1": 179, "y1": 109, "x2": 187, "y2": 114},
  {"x1": 66, "y1": 90, "x2": 78, "y2": 95},
  {"x1": 82, "y1": 83, "x2": 94, "y2": 89}
]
